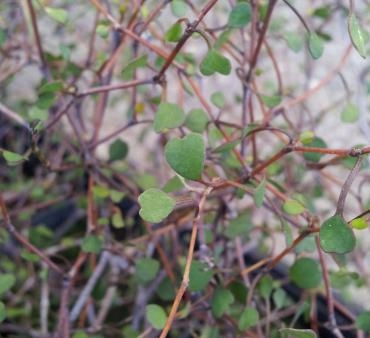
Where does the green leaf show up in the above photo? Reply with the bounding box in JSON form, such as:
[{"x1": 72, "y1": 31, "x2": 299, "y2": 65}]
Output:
[
  {"x1": 162, "y1": 176, "x2": 184, "y2": 193},
  {"x1": 81, "y1": 235, "x2": 103, "y2": 254},
  {"x1": 165, "y1": 133, "x2": 205, "y2": 180},
  {"x1": 138, "y1": 188, "x2": 176, "y2": 223},
  {"x1": 45, "y1": 7, "x2": 68, "y2": 24},
  {"x1": 258, "y1": 275, "x2": 273, "y2": 298},
  {"x1": 299, "y1": 130, "x2": 315, "y2": 144},
  {"x1": 121, "y1": 54, "x2": 148, "y2": 79},
  {"x1": 225, "y1": 213, "x2": 252, "y2": 239},
  {"x1": 0, "y1": 302, "x2": 6, "y2": 323},
  {"x1": 200, "y1": 49, "x2": 231, "y2": 76},
  {"x1": 38, "y1": 81, "x2": 63, "y2": 94},
  {"x1": 211, "y1": 91, "x2": 226, "y2": 108},
  {"x1": 72, "y1": 332, "x2": 88, "y2": 338},
  {"x1": 0, "y1": 274, "x2": 16, "y2": 295},
  {"x1": 308, "y1": 32, "x2": 324, "y2": 59},
  {"x1": 289, "y1": 258, "x2": 322, "y2": 289},
  {"x1": 280, "y1": 328, "x2": 317, "y2": 338},
  {"x1": 2, "y1": 150, "x2": 26, "y2": 164},
  {"x1": 228, "y1": 2, "x2": 251, "y2": 28},
  {"x1": 341, "y1": 102, "x2": 359, "y2": 123},
  {"x1": 96, "y1": 24, "x2": 110, "y2": 39},
  {"x1": 185, "y1": 108, "x2": 209, "y2": 133},
  {"x1": 303, "y1": 137, "x2": 327, "y2": 162},
  {"x1": 136, "y1": 258, "x2": 160, "y2": 283},
  {"x1": 29, "y1": 106, "x2": 48, "y2": 121},
  {"x1": 238, "y1": 307, "x2": 259, "y2": 331},
  {"x1": 146, "y1": 304, "x2": 167, "y2": 330},
  {"x1": 112, "y1": 212, "x2": 124, "y2": 228},
  {"x1": 283, "y1": 31, "x2": 304, "y2": 52},
  {"x1": 254, "y1": 178, "x2": 266, "y2": 208},
  {"x1": 319, "y1": 215, "x2": 356, "y2": 254},
  {"x1": 109, "y1": 139, "x2": 128, "y2": 161},
  {"x1": 348, "y1": 14, "x2": 367, "y2": 59},
  {"x1": 189, "y1": 260, "x2": 213, "y2": 292},
  {"x1": 273, "y1": 288, "x2": 287, "y2": 309},
  {"x1": 211, "y1": 287, "x2": 234, "y2": 318},
  {"x1": 282, "y1": 199, "x2": 305, "y2": 215},
  {"x1": 154, "y1": 103, "x2": 185, "y2": 133},
  {"x1": 356, "y1": 311, "x2": 370, "y2": 331},
  {"x1": 165, "y1": 22, "x2": 183, "y2": 42},
  {"x1": 171, "y1": 0, "x2": 188, "y2": 17},
  {"x1": 156, "y1": 277, "x2": 175, "y2": 301},
  {"x1": 350, "y1": 217, "x2": 368, "y2": 230},
  {"x1": 261, "y1": 94, "x2": 282, "y2": 108}
]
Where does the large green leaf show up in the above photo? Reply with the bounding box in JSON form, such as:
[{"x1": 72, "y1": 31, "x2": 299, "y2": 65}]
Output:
[
  {"x1": 165, "y1": 133, "x2": 205, "y2": 180},
  {"x1": 319, "y1": 215, "x2": 356, "y2": 254}
]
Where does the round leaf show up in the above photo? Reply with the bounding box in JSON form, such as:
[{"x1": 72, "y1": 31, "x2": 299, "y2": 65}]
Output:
[
  {"x1": 238, "y1": 307, "x2": 259, "y2": 331},
  {"x1": 165, "y1": 133, "x2": 205, "y2": 180},
  {"x1": 319, "y1": 215, "x2": 356, "y2": 254},
  {"x1": 341, "y1": 103, "x2": 359, "y2": 123},
  {"x1": 299, "y1": 130, "x2": 315, "y2": 144},
  {"x1": 153, "y1": 103, "x2": 185, "y2": 133},
  {"x1": 228, "y1": 2, "x2": 251, "y2": 28},
  {"x1": 289, "y1": 257, "x2": 322, "y2": 289},
  {"x1": 146, "y1": 304, "x2": 167, "y2": 330},
  {"x1": 138, "y1": 188, "x2": 176, "y2": 223},
  {"x1": 356, "y1": 311, "x2": 370, "y2": 331},
  {"x1": 303, "y1": 137, "x2": 327, "y2": 162},
  {"x1": 189, "y1": 260, "x2": 213, "y2": 292},
  {"x1": 136, "y1": 258, "x2": 160, "y2": 283},
  {"x1": 81, "y1": 235, "x2": 102, "y2": 254},
  {"x1": 210, "y1": 91, "x2": 226, "y2": 108},
  {"x1": 45, "y1": 7, "x2": 68, "y2": 24},
  {"x1": 185, "y1": 108, "x2": 209, "y2": 133},
  {"x1": 350, "y1": 217, "x2": 368, "y2": 230},
  {"x1": 109, "y1": 139, "x2": 128, "y2": 161},
  {"x1": 308, "y1": 32, "x2": 324, "y2": 59}
]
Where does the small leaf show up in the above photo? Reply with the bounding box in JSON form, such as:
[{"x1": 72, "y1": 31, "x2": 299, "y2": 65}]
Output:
[
  {"x1": 211, "y1": 91, "x2": 226, "y2": 108},
  {"x1": 282, "y1": 199, "x2": 305, "y2": 215},
  {"x1": 303, "y1": 137, "x2": 327, "y2": 162},
  {"x1": 171, "y1": 0, "x2": 188, "y2": 17},
  {"x1": 273, "y1": 288, "x2": 287, "y2": 309},
  {"x1": 299, "y1": 130, "x2": 315, "y2": 144},
  {"x1": 81, "y1": 235, "x2": 102, "y2": 254},
  {"x1": 348, "y1": 14, "x2": 367, "y2": 59},
  {"x1": 289, "y1": 258, "x2": 322, "y2": 289},
  {"x1": 109, "y1": 139, "x2": 128, "y2": 161},
  {"x1": 0, "y1": 302, "x2": 6, "y2": 323},
  {"x1": 136, "y1": 258, "x2": 160, "y2": 283},
  {"x1": 200, "y1": 49, "x2": 231, "y2": 76},
  {"x1": 228, "y1": 2, "x2": 251, "y2": 28},
  {"x1": 211, "y1": 287, "x2": 234, "y2": 318},
  {"x1": 261, "y1": 94, "x2": 282, "y2": 108},
  {"x1": 280, "y1": 328, "x2": 317, "y2": 338},
  {"x1": 185, "y1": 108, "x2": 209, "y2": 133},
  {"x1": 350, "y1": 217, "x2": 368, "y2": 230},
  {"x1": 2, "y1": 150, "x2": 26, "y2": 164},
  {"x1": 138, "y1": 188, "x2": 176, "y2": 223},
  {"x1": 283, "y1": 31, "x2": 304, "y2": 52},
  {"x1": 96, "y1": 24, "x2": 110, "y2": 39},
  {"x1": 165, "y1": 22, "x2": 183, "y2": 42},
  {"x1": 38, "y1": 81, "x2": 63, "y2": 94},
  {"x1": 165, "y1": 133, "x2": 205, "y2": 180},
  {"x1": 308, "y1": 32, "x2": 324, "y2": 59},
  {"x1": 0, "y1": 274, "x2": 16, "y2": 295},
  {"x1": 154, "y1": 103, "x2": 185, "y2": 133},
  {"x1": 225, "y1": 213, "x2": 252, "y2": 239},
  {"x1": 112, "y1": 211, "x2": 124, "y2": 228},
  {"x1": 254, "y1": 178, "x2": 266, "y2": 207},
  {"x1": 319, "y1": 215, "x2": 356, "y2": 254},
  {"x1": 341, "y1": 102, "x2": 359, "y2": 123},
  {"x1": 355, "y1": 311, "x2": 370, "y2": 331},
  {"x1": 45, "y1": 7, "x2": 68, "y2": 24},
  {"x1": 146, "y1": 304, "x2": 167, "y2": 330},
  {"x1": 258, "y1": 275, "x2": 273, "y2": 298},
  {"x1": 189, "y1": 260, "x2": 213, "y2": 292},
  {"x1": 238, "y1": 307, "x2": 259, "y2": 331},
  {"x1": 121, "y1": 54, "x2": 148, "y2": 79},
  {"x1": 162, "y1": 176, "x2": 184, "y2": 193}
]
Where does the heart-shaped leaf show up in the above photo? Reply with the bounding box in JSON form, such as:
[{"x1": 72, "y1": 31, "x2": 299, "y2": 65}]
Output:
[
  {"x1": 165, "y1": 133, "x2": 205, "y2": 180},
  {"x1": 319, "y1": 215, "x2": 356, "y2": 254},
  {"x1": 200, "y1": 49, "x2": 231, "y2": 76},
  {"x1": 348, "y1": 14, "x2": 367, "y2": 59},
  {"x1": 154, "y1": 103, "x2": 185, "y2": 133},
  {"x1": 138, "y1": 188, "x2": 176, "y2": 223}
]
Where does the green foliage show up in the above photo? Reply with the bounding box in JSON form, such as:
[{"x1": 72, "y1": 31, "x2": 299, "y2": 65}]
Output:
[
  {"x1": 303, "y1": 137, "x2": 327, "y2": 162},
  {"x1": 254, "y1": 178, "x2": 266, "y2": 207},
  {"x1": 109, "y1": 139, "x2": 128, "y2": 161},
  {"x1": 81, "y1": 235, "x2": 103, "y2": 254},
  {"x1": 0, "y1": 274, "x2": 16, "y2": 296},
  {"x1": 121, "y1": 54, "x2": 148, "y2": 79},
  {"x1": 154, "y1": 102, "x2": 185, "y2": 133},
  {"x1": 225, "y1": 213, "x2": 252, "y2": 239},
  {"x1": 238, "y1": 307, "x2": 259, "y2": 331},
  {"x1": 348, "y1": 14, "x2": 367, "y2": 59},
  {"x1": 135, "y1": 258, "x2": 160, "y2": 284},
  {"x1": 211, "y1": 287, "x2": 234, "y2": 318},
  {"x1": 210, "y1": 91, "x2": 226, "y2": 108},
  {"x1": 138, "y1": 188, "x2": 176, "y2": 223},
  {"x1": 185, "y1": 108, "x2": 209, "y2": 133},
  {"x1": 200, "y1": 49, "x2": 232, "y2": 76},
  {"x1": 355, "y1": 311, "x2": 370, "y2": 331},
  {"x1": 165, "y1": 133, "x2": 205, "y2": 180},
  {"x1": 289, "y1": 258, "x2": 322, "y2": 289},
  {"x1": 319, "y1": 215, "x2": 356, "y2": 254},
  {"x1": 282, "y1": 199, "x2": 305, "y2": 215},
  {"x1": 350, "y1": 217, "x2": 368, "y2": 230},
  {"x1": 308, "y1": 32, "x2": 324, "y2": 59},
  {"x1": 228, "y1": 2, "x2": 251, "y2": 28},
  {"x1": 0, "y1": 302, "x2": 6, "y2": 323},
  {"x1": 280, "y1": 328, "x2": 317, "y2": 338},
  {"x1": 165, "y1": 22, "x2": 183, "y2": 42},
  {"x1": 146, "y1": 304, "x2": 167, "y2": 329},
  {"x1": 44, "y1": 7, "x2": 68, "y2": 24},
  {"x1": 189, "y1": 260, "x2": 213, "y2": 292},
  {"x1": 341, "y1": 102, "x2": 359, "y2": 123}
]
